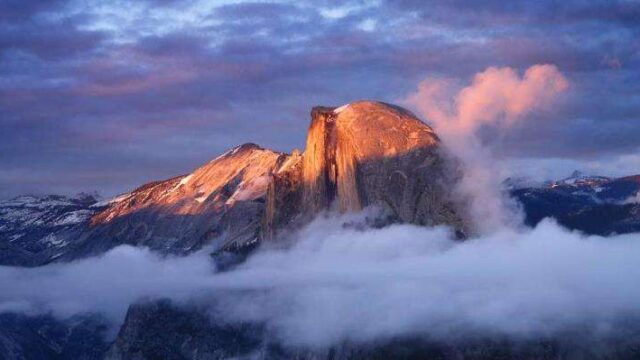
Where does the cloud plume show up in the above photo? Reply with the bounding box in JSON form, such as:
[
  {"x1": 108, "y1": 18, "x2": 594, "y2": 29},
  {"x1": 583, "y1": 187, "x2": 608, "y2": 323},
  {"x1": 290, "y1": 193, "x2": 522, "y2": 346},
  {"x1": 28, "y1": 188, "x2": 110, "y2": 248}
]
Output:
[
  {"x1": 404, "y1": 65, "x2": 569, "y2": 233},
  {"x1": 406, "y1": 65, "x2": 569, "y2": 136}
]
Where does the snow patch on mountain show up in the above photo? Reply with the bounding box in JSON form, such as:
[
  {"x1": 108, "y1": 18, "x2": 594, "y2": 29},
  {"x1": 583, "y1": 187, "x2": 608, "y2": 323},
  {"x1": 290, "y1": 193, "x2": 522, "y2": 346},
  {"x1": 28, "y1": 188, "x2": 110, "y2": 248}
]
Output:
[
  {"x1": 54, "y1": 209, "x2": 94, "y2": 226},
  {"x1": 333, "y1": 103, "x2": 350, "y2": 114},
  {"x1": 178, "y1": 174, "x2": 193, "y2": 186},
  {"x1": 226, "y1": 175, "x2": 271, "y2": 205},
  {"x1": 91, "y1": 193, "x2": 129, "y2": 208},
  {"x1": 550, "y1": 170, "x2": 611, "y2": 188}
]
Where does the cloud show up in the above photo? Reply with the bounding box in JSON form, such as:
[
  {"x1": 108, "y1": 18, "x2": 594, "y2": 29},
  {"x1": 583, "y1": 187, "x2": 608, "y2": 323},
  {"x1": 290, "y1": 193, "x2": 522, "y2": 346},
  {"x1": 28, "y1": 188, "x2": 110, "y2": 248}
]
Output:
[
  {"x1": 217, "y1": 215, "x2": 640, "y2": 347},
  {"x1": 405, "y1": 64, "x2": 569, "y2": 137},
  {"x1": 0, "y1": 246, "x2": 217, "y2": 319},
  {"x1": 2, "y1": 212, "x2": 640, "y2": 348},
  {"x1": 404, "y1": 65, "x2": 569, "y2": 233}
]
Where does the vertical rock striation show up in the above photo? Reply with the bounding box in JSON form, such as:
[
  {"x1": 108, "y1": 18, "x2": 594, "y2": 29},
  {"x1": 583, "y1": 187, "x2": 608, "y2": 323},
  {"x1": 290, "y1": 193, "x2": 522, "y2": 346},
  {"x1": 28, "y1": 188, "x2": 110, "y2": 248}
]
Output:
[{"x1": 263, "y1": 100, "x2": 465, "y2": 240}]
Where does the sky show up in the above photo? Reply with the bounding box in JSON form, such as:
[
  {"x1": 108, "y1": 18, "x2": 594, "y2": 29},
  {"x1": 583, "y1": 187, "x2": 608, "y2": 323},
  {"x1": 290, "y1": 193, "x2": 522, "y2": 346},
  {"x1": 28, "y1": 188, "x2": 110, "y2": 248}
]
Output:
[{"x1": 0, "y1": 0, "x2": 639, "y2": 198}]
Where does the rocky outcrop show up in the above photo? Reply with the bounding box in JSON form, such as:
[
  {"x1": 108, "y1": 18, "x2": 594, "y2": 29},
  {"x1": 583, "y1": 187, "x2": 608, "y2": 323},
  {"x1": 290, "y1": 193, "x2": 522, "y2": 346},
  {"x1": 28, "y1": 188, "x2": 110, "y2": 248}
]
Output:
[
  {"x1": 105, "y1": 300, "x2": 262, "y2": 360},
  {"x1": 263, "y1": 101, "x2": 465, "y2": 240}
]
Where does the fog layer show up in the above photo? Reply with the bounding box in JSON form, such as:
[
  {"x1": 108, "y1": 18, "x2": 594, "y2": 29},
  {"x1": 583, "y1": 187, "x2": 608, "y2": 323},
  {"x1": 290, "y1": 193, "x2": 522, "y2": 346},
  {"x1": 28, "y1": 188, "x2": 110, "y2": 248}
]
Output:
[{"x1": 2, "y1": 213, "x2": 640, "y2": 347}]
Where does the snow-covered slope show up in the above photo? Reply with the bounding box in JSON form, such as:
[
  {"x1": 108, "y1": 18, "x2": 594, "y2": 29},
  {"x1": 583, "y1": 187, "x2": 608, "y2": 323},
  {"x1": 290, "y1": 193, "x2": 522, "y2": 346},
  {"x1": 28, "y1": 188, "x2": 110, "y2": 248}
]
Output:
[
  {"x1": 549, "y1": 170, "x2": 611, "y2": 188},
  {"x1": 0, "y1": 144, "x2": 288, "y2": 266},
  {"x1": 0, "y1": 194, "x2": 102, "y2": 266},
  {"x1": 511, "y1": 172, "x2": 640, "y2": 235}
]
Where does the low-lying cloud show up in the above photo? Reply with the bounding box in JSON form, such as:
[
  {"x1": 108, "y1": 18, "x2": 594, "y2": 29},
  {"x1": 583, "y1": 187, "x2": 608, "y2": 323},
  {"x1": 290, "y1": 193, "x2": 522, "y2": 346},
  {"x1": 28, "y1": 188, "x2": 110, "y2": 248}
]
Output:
[{"x1": 2, "y1": 212, "x2": 640, "y2": 348}]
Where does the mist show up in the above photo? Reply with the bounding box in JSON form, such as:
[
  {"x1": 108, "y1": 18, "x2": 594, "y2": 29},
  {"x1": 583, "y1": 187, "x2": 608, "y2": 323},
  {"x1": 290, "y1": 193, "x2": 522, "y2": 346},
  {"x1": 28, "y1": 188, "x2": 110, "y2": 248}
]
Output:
[
  {"x1": 2, "y1": 212, "x2": 640, "y2": 348},
  {"x1": 0, "y1": 245, "x2": 217, "y2": 320},
  {"x1": 404, "y1": 64, "x2": 569, "y2": 233}
]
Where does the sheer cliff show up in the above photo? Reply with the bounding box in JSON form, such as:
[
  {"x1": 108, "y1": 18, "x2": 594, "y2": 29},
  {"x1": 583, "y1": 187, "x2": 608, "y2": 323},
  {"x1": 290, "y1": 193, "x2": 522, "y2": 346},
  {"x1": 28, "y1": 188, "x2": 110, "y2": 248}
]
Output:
[{"x1": 263, "y1": 101, "x2": 466, "y2": 240}]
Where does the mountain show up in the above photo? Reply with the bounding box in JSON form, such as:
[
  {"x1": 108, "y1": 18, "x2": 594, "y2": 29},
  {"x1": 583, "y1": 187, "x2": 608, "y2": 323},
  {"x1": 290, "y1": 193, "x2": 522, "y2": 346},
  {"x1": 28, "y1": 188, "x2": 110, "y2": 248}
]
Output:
[
  {"x1": 0, "y1": 144, "x2": 288, "y2": 266},
  {"x1": 512, "y1": 172, "x2": 640, "y2": 235},
  {"x1": 0, "y1": 194, "x2": 102, "y2": 266},
  {"x1": 0, "y1": 101, "x2": 466, "y2": 267},
  {"x1": 81, "y1": 142, "x2": 286, "y2": 259},
  {"x1": 263, "y1": 101, "x2": 466, "y2": 241}
]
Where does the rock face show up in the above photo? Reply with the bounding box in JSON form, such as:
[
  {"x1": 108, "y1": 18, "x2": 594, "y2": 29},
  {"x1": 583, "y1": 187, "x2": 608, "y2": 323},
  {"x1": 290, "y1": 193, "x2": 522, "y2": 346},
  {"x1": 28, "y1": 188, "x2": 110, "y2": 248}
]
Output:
[
  {"x1": 0, "y1": 312, "x2": 109, "y2": 359},
  {"x1": 263, "y1": 101, "x2": 465, "y2": 240},
  {"x1": 74, "y1": 143, "x2": 288, "y2": 259},
  {"x1": 107, "y1": 300, "x2": 640, "y2": 360},
  {"x1": 105, "y1": 300, "x2": 262, "y2": 360}
]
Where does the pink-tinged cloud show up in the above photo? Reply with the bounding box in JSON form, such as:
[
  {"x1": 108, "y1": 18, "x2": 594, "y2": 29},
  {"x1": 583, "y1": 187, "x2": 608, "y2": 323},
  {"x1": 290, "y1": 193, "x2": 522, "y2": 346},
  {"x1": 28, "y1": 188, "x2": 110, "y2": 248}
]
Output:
[
  {"x1": 406, "y1": 64, "x2": 569, "y2": 136},
  {"x1": 404, "y1": 65, "x2": 569, "y2": 235}
]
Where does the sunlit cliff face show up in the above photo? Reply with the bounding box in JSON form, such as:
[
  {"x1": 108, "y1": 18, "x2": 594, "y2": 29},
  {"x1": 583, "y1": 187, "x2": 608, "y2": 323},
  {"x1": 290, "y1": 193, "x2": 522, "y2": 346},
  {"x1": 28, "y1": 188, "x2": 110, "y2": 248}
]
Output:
[
  {"x1": 266, "y1": 101, "x2": 466, "y2": 240},
  {"x1": 90, "y1": 144, "x2": 285, "y2": 224},
  {"x1": 301, "y1": 102, "x2": 439, "y2": 214}
]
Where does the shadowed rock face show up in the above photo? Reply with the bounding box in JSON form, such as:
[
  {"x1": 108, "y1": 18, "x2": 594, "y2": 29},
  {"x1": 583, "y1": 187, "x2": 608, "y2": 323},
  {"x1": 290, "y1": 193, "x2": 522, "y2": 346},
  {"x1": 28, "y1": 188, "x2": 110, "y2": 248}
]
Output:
[
  {"x1": 0, "y1": 312, "x2": 109, "y2": 359},
  {"x1": 104, "y1": 300, "x2": 262, "y2": 360},
  {"x1": 264, "y1": 101, "x2": 466, "y2": 240},
  {"x1": 107, "y1": 299, "x2": 640, "y2": 360}
]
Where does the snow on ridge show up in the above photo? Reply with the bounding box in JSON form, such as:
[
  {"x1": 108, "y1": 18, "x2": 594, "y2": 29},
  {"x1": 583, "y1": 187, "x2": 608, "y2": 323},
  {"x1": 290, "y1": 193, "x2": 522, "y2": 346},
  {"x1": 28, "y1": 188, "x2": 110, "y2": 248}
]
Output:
[
  {"x1": 91, "y1": 193, "x2": 131, "y2": 208},
  {"x1": 225, "y1": 175, "x2": 271, "y2": 205},
  {"x1": 334, "y1": 103, "x2": 350, "y2": 114},
  {"x1": 166, "y1": 174, "x2": 194, "y2": 194},
  {"x1": 194, "y1": 194, "x2": 208, "y2": 203},
  {"x1": 178, "y1": 174, "x2": 193, "y2": 186},
  {"x1": 207, "y1": 146, "x2": 240, "y2": 164},
  {"x1": 53, "y1": 209, "x2": 93, "y2": 226}
]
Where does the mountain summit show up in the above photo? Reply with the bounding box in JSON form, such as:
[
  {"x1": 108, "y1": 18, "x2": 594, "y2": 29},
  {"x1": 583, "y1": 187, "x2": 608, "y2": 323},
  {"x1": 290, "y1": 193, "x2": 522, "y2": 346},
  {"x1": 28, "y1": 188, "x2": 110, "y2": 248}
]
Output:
[
  {"x1": 2, "y1": 101, "x2": 465, "y2": 266},
  {"x1": 264, "y1": 100, "x2": 465, "y2": 240}
]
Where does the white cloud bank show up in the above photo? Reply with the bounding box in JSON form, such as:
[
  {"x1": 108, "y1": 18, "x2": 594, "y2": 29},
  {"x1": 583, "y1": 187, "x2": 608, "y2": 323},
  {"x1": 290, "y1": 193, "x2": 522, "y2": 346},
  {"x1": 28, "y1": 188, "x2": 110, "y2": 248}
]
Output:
[{"x1": 1, "y1": 213, "x2": 640, "y2": 348}]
